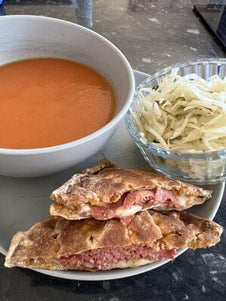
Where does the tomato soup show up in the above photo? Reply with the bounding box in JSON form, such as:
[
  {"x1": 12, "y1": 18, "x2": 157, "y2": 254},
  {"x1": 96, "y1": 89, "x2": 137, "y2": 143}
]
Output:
[{"x1": 0, "y1": 58, "x2": 115, "y2": 149}]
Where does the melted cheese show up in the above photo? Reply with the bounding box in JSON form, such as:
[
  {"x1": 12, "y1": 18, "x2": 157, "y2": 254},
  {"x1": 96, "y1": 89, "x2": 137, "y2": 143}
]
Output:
[
  {"x1": 80, "y1": 204, "x2": 90, "y2": 213},
  {"x1": 80, "y1": 195, "x2": 187, "y2": 219},
  {"x1": 113, "y1": 259, "x2": 151, "y2": 268},
  {"x1": 115, "y1": 205, "x2": 143, "y2": 217},
  {"x1": 177, "y1": 196, "x2": 187, "y2": 206}
]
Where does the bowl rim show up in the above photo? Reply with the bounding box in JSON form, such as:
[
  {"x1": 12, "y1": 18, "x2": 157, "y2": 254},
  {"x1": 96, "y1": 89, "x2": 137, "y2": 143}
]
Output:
[
  {"x1": 0, "y1": 15, "x2": 135, "y2": 155},
  {"x1": 125, "y1": 58, "x2": 226, "y2": 160}
]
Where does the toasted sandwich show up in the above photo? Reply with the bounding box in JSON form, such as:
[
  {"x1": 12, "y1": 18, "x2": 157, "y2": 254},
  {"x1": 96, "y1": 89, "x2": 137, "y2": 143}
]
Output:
[
  {"x1": 50, "y1": 160, "x2": 212, "y2": 223},
  {"x1": 5, "y1": 210, "x2": 222, "y2": 271}
]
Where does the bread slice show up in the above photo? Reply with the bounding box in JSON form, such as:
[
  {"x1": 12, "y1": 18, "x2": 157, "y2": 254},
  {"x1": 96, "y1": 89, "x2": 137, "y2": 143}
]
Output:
[
  {"x1": 50, "y1": 160, "x2": 212, "y2": 223},
  {"x1": 5, "y1": 210, "x2": 222, "y2": 271}
]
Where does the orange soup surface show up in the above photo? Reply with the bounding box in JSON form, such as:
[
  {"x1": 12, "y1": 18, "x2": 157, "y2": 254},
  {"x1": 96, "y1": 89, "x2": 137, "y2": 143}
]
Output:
[{"x1": 0, "y1": 58, "x2": 115, "y2": 149}]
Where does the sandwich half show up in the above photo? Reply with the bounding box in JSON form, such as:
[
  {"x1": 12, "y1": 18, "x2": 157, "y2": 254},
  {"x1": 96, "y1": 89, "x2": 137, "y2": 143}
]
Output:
[
  {"x1": 50, "y1": 160, "x2": 212, "y2": 223},
  {"x1": 5, "y1": 210, "x2": 222, "y2": 271}
]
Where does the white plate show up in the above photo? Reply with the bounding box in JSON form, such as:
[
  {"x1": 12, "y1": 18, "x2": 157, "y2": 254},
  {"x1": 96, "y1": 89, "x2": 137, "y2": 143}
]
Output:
[{"x1": 0, "y1": 70, "x2": 224, "y2": 281}]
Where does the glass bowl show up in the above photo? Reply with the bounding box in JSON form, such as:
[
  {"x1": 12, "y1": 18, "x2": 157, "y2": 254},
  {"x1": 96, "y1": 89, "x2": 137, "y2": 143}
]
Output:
[{"x1": 125, "y1": 59, "x2": 226, "y2": 185}]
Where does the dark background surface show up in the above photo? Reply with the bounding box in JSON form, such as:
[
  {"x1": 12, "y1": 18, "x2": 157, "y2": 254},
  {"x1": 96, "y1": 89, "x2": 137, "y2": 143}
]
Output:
[{"x1": 0, "y1": 0, "x2": 226, "y2": 300}]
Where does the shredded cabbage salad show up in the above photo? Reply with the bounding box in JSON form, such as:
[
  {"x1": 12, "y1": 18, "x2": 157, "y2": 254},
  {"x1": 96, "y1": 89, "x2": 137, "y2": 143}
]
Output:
[{"x1": 135, "y1": 73, "x2": 226, "y2": 152}]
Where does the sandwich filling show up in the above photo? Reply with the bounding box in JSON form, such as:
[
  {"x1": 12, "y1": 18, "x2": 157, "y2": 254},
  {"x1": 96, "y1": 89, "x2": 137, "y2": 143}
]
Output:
[
  {"x1": 50, "y1": 160, "x2": 213, "y2": 223},
  {"x1": 52, "y1": 187, "x2": 188, "y2": 224},
  {"x1": 58, "y1": 245, "x2": 177, "y2": 270},
  {"x1": 90, "y1": 188, "x2": 179, "y2": 219}
]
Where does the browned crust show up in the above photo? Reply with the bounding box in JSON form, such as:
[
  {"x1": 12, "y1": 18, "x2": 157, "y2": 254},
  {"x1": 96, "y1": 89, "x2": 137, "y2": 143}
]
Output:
[
  {"x1": 5, "y1": 210, "x2": 222, "y2": 270},
  {"x1": 50, "y1": 160, "x2": 212, "y2": 218}
]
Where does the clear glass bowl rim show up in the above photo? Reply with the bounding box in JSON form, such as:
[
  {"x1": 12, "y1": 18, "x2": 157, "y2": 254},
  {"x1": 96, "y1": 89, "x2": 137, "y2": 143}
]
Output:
[{"x1": 125, "y1": 58, "x2": 226, "y2": 161}]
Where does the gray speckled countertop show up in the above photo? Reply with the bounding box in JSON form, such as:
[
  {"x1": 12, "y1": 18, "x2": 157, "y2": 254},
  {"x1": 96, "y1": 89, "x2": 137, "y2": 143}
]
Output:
[{"x1": 0, "y1": 1, "x2": 226, "y2": 300}]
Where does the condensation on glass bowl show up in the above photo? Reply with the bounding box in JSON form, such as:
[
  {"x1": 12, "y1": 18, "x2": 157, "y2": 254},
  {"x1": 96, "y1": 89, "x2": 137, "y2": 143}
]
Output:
[{"x1": 125, "y1": 59, "x2": 226, "y2": 185}]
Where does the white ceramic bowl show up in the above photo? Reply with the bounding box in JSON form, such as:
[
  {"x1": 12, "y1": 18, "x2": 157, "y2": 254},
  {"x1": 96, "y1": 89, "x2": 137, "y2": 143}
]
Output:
[{"x1": 0, "y1": 15, "x2": 135, "y2": 177}]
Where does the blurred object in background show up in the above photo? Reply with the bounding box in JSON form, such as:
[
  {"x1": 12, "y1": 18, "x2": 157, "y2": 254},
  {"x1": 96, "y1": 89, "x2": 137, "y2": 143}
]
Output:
[
  {"x1": 74, "y1": 0, "x2": 93, "y2": 28},
  {"x1": 2, "y1": 0, "x2": 93, "y2": 28},
  {"x1": 193, "y1": 0, "x2": 226, "y2": 49},
  {"x1": 3, "y1": 0, "x2": 72, "y2": 4},
  {"x1": 0, "y1": 0, "x2": 6, "y2": 15}
]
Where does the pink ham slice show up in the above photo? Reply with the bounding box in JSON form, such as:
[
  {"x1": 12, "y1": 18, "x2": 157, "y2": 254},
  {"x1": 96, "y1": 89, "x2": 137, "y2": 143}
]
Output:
[
  {"x1": 58, "y1": 245, "x2": 177, "y2": 270},
  {"x1": 90, "y1": 188, "x2": 180, "y2": 221},
  {"x1": 123, "y1": 190, "x2": 155, "y2": 208}
]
